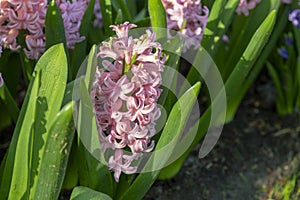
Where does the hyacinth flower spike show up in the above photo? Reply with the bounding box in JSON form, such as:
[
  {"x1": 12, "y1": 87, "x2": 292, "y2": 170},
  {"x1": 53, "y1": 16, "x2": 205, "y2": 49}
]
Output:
[{"x1": 91, "y1": 22, "x2": 166, "y2": 182}]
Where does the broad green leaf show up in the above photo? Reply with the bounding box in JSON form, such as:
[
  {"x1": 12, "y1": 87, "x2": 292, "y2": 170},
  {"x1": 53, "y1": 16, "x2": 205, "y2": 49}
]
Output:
[
  {"x1": 99, "y1": 0, "x2": 113, "y2": 36},
  {"x1": 70, "y1": 186, "x2": 112, "y2": 200},
  {"x1": 29, "y1": 44, "x2": 68, "y2": 198},
  {"x1": 118, "y1": 82, "x2": 200, "y2": 200},
  {"x1": 0, "y1": 69, "x2": 40, "y2": 200},
  {"x1": 0, "y1": 44, "x2": 68, "y2": 199},
  {"x1": 148, "y1": 0, "x2": 167, "y2": 40},
  {"x1": 70, "y1": 0, "x2": 95, "y2": 79},
  {"x1": 33, "y1": 102, "x2": 75, "y2": 199}
]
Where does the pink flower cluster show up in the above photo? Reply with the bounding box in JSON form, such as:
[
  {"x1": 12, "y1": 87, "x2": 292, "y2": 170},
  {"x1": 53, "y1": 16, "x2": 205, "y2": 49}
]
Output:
[
  {"x1": 0, "y1": 0, "x2": 88, "y2": 59},
  {"x1": 0, "y1": 0, "x2": 47, "y2": 59},
  {"x1": 236, "y1": 0, "x2": 261, "y2": 16},
  {"x1": 57, "y1": 0, "x2": 88, "y2": 49},
  {"x1": 91, "y1": 22, "x2": 165, "y2": 182},
  {"x1": 161, "y1": 0, "x2": 209, "y2": 51}
]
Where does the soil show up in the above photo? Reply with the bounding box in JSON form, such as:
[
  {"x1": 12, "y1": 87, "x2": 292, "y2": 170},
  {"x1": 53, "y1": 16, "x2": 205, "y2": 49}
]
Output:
[{"x1": 144, "y1": 80, "x2": 300, "y2": 200}]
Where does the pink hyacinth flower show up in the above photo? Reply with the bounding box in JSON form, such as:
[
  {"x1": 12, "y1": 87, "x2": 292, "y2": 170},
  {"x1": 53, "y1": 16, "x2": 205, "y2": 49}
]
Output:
[
  {"x1": 236, "y1": 0, "x2": 261, "y2": 16},
  {"x1": 0, "y1": 0, "x2": 46, "y2": 59},
  {"x1": 0, "y1": 0, "x2": 88, "y2": 59},
  {"x1": 91, "y1": 22, "x2": 165, "y2": 182},
  {"x1": 161, "y1": 0, "x2": 209, "y2": 51}
]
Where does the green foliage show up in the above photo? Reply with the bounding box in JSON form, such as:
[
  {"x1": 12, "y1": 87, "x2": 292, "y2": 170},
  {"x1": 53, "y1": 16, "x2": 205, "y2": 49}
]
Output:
[
  {"x1": 70, "y1": 186, "x2": 113, "y2": 200},
  {"x1": 0, "y1": 44, "x2": 72, "y2": 199},
  {"x1": 148, "y1": 0, "x2": 167, "y2": 40}
]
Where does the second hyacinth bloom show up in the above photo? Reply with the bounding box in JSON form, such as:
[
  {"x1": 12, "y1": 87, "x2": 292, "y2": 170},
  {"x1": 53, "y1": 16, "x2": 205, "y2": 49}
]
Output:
[{"x1": 91, "y1": 22, "x2": 165, "y2": 182}]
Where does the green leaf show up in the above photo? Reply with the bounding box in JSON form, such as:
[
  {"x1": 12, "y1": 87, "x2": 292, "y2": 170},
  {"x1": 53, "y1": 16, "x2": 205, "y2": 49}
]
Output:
[
  {"x1": 111, "y1": 0, "x2": 132, "y2": 21},
  {"x1": 159, "y1": 9, "x2": 278, "y2": 179},
  {"x1": 266, "y1": 62, "x2": 285, "y2": 115},
  {"x1": 114, "y1": 9, "x2": 123, "y2": 24},
  {"x1": 227, "y1": 5, "x2": 289, "y2": 120},
  {"x1": 202, "y1": 0, "x2": 228, "y2": 50},
  {"x1": 99, "y1": 0, "x2": 113, "y2": 36},
  {"x1": 0, "y1": 83, "x2": 20, "y2": 124},
  {"x1": 33, "y1": 102, "x2": 75, "y2": 200},
  {"x1": 45, "y1": 1, "x2": 66, "y2": 49},
  {"x1": 225, "y1": 10, "x2": 277, "y2": 122},
  {"x1": 0, "y1": 69, "x2": 40, "y2": 199},
  {"x1": 148, "y1": 0, "x2": 167, "y2": 40},
  {"x1": 159, "y1": 36, "x2": 183, "y2": 114},
  {"x1": 222, "y1": 0, "x2": 279, "y2": 80},
  {"x1": 203, "y1": 0, "x2": 240, "y2": 56},
  {"x1": 29, "y1": 43, "x2": 68, "y2": 198},
  {"x1": 45, "y1": 0, "x2": 71, "y2": 80},
  {"x1": 85, "y1": 45, "x2": 98, "y2": 92},
  {"x1": 70, "y1": 0, "x2": 95, "y2": 79},
  {"x1": 118, "y1": 82, "x2": 201, "y2": 200},
  {"x1": 70, "y1": 186, "x2": 112, "y2": 200},
  {"x1": 0, "y1": 44, "x2": 68, "y2": 199}
]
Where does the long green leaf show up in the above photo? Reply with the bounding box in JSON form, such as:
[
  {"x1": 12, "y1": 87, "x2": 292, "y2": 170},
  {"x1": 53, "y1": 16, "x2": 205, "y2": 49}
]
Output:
[
  {"x1": 29, "y1": 44, "x2": 68, "y2": 198},
  {"x1": 118, "y1": 82, "x2": 201, "y2": 200},
  {"x1": 70, "y1": 186, "x2": 112, "y2": 200},
  {"x1": 45, "y1": 0, "x2": 70, "y2": 79},
  {"x1": 99, "y1": 0, "x2": 113, "y2": 36},
  {"x1": 266, "y1": 62, "x2": 285, "y2": 114},
  {"x1": 111, "y1": 0, "x2": 132, "y2": 21},
  {"x1": 0, "y1": 44, "x2": 68, "y2": 199},
  {"x1": 0, "y1": 70, "x2": 40, "y2": 199},
  {"x1": 222, "y1": 0, "x2": 279, "y2": 79},
  {"x1": 225, "y1": 10, "x2": 276, "y2": 121},
  {"x1": 33, "y1": 102, "x2": 75, "y2": 199},
  {"x1": 148, "y1": 0, "x2": 167, "y2": 40},
  {"x1": 227, "y1": 5, "x2": 289, "y2": 120},
  {"x1": 70, "y1": 0, "x2": 95, "y2": 79},
  {"x1": 0, "y1": 83, "x2": 20, "y2": 123},
  {"x1": 45, "y1": 0, "x2": 66, "y2": 49}
]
